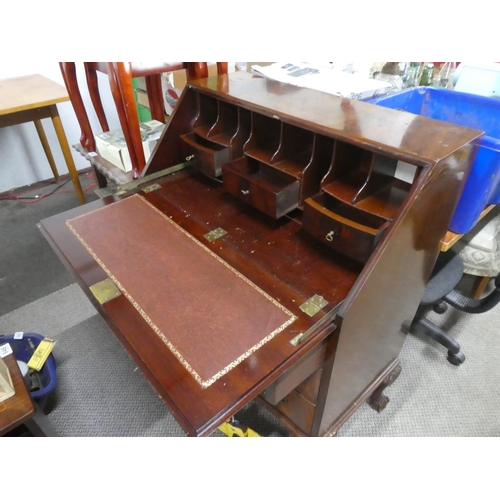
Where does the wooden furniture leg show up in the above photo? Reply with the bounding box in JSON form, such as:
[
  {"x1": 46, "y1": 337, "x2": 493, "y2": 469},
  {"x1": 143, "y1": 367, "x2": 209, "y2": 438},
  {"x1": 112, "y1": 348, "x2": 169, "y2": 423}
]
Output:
[
  {"x1": 111, "y1": 62, "x2": 145, "y2": 179},
  {"x1": 49, "y1": 104, "x2": 85, "y2": 204},
  {"x1": 93, "y1": 166, "x2": 108, "y2": 189},
  {"x1": 59, "y1": 62, "x2": 96, "y2": 152},
  {"x1": 33, "y1": 118, "x2": 60, "y2": 183},
  {"x1": 472, "y1": 276, "x2": 491, "y2": 299},
  {"x1": 61, "y1": 62, "x2": 228, "y2": 183},
  {"x1": 186, "y1": 62, "x2": 209, "y2": 80},
  {"x1": 85, "y1": 63, "x2": 110, "y2": 132},
  {"x1": 112, "y1": 62, "x2": 215, "y2": 177},
  {"x1": 145, "y1": 74, "x2": 165, "y2": 123},
  {"x1": 368, "y1": 363, "x2": 402, "y2": 412},
  {"x1": 217, "y1": 62, "x2": 229, "y2": 75}
]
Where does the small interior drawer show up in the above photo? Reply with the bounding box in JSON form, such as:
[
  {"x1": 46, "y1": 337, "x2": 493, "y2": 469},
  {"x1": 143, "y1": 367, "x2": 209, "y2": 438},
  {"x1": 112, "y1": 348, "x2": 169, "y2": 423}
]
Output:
[
  {"x1": 302, "y1": 193, "x2": 390, "y2": 263},
  {"x1": 180, "y1": 133, "x2": 231, "y2": 178},
  {"x1": 222, "y1": 157, "x2": 300, "y2": 219}
]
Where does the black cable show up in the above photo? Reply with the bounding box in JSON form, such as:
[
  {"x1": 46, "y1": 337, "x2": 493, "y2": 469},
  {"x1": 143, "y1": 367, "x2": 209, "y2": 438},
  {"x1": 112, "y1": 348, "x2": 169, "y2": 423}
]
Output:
[
  {"x1": 15, "y1": 178, "x2": 72, "y2": 200},
  {"x1": 0, "y1": 169, "x2": 95, "y2": 203}
]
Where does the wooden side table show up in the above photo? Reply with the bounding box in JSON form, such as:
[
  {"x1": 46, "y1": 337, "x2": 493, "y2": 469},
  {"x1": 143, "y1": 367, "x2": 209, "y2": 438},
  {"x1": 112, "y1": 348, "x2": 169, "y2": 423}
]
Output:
[
  {"x1": 0, "y1": 74, "x2": 85, "y2": 204},
  {"x1": 0, "y1": 353, "x2": 57, "y2": 437}
]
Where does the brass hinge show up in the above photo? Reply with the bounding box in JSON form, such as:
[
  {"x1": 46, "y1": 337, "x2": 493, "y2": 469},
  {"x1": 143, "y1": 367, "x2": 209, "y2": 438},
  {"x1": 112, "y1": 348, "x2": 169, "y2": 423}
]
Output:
[
  {"x1": 203, "y1": 227, "x2": 227, "y2": 242},
  {"x1": 89, "y1": 278, "x2": 122, "y2": 305},
  {"x1": 299, "y1": 294, "x2": 328, "y2": 317}
]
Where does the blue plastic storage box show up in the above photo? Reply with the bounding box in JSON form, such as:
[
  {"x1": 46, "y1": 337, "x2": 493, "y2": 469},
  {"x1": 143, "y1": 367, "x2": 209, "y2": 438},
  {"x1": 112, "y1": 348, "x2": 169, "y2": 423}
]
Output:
[
  {"x1": 1, "y1": 332, "x2": 57, "y2": 411},
  {"x1": 368, "y1": 87, "x2": 500, "y2": 234}
]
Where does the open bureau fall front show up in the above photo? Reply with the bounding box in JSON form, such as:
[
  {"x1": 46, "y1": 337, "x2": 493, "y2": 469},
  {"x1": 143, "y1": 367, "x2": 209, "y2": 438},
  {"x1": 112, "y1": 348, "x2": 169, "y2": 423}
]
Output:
[{"x1": 39, "y1": 72, "x2": 483, "y2": 436}]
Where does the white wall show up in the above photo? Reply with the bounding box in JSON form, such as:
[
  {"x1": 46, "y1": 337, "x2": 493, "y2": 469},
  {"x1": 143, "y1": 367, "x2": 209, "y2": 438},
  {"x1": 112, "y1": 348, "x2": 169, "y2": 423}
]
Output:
[{"x1": 0, "y1": 62, "x2": 121, "y2": 193}]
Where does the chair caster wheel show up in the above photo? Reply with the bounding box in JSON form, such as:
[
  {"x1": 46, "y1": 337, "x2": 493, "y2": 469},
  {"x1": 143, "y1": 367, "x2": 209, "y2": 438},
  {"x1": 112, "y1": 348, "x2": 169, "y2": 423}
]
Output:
[
  {"x1": 433, "y1": 302, "x2": 448, "y2": 314},
  {"x1": 447, "y1": 351, "x2": 465, "y2": 366}
]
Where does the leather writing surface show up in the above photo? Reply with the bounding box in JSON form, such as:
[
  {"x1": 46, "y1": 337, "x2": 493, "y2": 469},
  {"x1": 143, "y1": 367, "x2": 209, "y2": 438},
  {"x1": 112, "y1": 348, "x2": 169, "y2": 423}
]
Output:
[{"x1": 66, "y1": 194, "x2": 296, "y2": 388}]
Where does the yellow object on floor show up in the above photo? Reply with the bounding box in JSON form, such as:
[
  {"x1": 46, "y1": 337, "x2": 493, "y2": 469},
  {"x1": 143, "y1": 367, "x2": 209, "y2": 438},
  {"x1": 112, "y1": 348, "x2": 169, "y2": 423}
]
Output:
[
  {"x1": 27, "y1": 338, "x2": 56, "y2": 371},
  {"x1": 218, "y1": 417, "x2": 260, "y2": 437}
]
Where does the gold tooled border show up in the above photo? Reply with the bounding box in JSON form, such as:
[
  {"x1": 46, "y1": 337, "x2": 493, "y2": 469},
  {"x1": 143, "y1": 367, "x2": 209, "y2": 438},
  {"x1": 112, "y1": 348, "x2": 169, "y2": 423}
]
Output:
[{"x1": 66, "y1": 194, "x2": 297, "y2": 389}]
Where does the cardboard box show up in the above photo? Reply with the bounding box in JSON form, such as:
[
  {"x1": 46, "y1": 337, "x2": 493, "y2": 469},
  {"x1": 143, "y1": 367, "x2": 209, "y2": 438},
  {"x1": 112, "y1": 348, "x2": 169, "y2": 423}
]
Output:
[
  {"x1": 95, "y1": 120, "x2": 165, "y2": 172},
  {"x1": 136, "y1": 88, "x2": 149, "y2": 108},
  {"x1": 138, "y1": 63, "x2": 236, "y2": 93},
  {"x1": 170, "y1": 62, "x2": 221, "y2": 90},
  {"x1": 137, "y1": 64, "x2": 236, "y2": 116},
  {"x1": 162, "y1": 63, "x2": 236, "y2": 115}
]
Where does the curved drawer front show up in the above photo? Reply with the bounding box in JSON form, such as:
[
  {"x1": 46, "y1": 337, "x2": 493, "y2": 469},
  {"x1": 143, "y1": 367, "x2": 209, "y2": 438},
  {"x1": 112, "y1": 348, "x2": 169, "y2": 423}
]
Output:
[
  {"x1": 180, "y1": 132, "x2": 231, "y2": 178},
  {"x1": 303, "y1": 194, "x2": 389, "y2": 263}
]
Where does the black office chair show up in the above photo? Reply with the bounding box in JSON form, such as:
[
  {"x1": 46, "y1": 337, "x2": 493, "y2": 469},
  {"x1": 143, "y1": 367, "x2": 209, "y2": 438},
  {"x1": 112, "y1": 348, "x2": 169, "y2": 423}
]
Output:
[{"x1": 410, "y1": 251, "x2": 500, "y2": 365}]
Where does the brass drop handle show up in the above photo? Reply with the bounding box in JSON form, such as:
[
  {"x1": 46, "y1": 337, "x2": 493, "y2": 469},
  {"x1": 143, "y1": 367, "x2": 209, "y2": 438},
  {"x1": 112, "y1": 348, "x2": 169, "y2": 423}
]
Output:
[
  {"x1": 241, "y1": 190, "x2": 250, "y2": 195},
  {"x1": 325, "y1": 230, "x2": 336, "y2": 241}
]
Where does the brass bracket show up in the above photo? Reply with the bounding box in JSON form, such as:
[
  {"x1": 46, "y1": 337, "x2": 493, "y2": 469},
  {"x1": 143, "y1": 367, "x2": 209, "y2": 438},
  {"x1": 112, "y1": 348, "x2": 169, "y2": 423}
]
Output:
[
  {"x1": 203, "y1": 227, "x2": 227, "y2": 242},
  {"x1": 89, "y1": 278, "x2": 122, "y2": 305},
  {"x1": 115, "y1": 160, "x2": 196, "y2": 197},
  {"x1": 142, "y1": 183, "x2": 161, "y2": 193},
  {"x1": 290, "y1": 299, "x2": 342, "y2": 347}
]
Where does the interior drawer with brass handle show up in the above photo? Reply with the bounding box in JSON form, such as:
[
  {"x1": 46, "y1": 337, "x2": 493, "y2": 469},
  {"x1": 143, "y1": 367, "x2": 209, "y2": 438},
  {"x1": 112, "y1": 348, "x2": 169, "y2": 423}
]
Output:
[
  {"x1": 180, "y1": 133, "x2": 231, "y2": 178},
  {"x1": 302, "y1": 193, "x2": 390, "y2": 263},
  {"x1": 222, "y1": 156, "x2": 300, "y2": 219}
]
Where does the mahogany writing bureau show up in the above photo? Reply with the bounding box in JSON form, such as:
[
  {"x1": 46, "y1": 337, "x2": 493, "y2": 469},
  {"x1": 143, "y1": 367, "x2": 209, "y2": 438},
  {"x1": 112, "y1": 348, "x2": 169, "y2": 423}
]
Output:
[{"x1": 39, "y1": 72, "x2": 483, "y2": 436}]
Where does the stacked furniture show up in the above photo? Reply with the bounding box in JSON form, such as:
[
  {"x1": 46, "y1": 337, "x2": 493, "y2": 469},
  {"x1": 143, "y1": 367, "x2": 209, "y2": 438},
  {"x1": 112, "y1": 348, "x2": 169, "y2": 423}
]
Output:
[{"x1": 60, "y1": 62, "x2": 228, "y2": 184}]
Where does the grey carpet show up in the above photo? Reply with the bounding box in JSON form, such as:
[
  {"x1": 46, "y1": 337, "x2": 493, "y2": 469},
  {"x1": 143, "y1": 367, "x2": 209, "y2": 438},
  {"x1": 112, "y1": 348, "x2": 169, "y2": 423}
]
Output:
[
  {"x1": 1, "y1": 282, "x2": 499, "y2": 437},
  {"x1": 0, "y1": 173, "x2": 98, "y2": 316}
]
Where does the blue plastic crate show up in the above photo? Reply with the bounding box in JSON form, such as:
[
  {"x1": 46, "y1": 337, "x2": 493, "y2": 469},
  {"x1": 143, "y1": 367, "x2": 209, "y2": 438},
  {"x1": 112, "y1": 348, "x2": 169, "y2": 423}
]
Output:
[
  {"x1": 1, "y1": 332, "x2": 57, "y2": 411},
  {"x1": 368, "y1": 87, "x2": 500, "y2": 234}
]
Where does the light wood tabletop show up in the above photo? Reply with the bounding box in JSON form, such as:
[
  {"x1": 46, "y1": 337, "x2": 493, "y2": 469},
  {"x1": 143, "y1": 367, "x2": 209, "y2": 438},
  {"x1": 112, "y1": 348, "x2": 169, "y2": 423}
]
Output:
[
  {"x1": 0, "y1": 74, "x2": 69, "y2": 116},
  {"x1": 0, "y1": 73, "x2": 86, "y2": 204}
]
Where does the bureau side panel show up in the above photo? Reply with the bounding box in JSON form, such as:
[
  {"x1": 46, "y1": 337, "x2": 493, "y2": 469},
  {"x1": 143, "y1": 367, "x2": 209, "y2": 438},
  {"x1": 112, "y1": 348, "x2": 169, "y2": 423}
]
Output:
[{"x1": 313, "y1": 142, "x2": 479, "y2": 436}]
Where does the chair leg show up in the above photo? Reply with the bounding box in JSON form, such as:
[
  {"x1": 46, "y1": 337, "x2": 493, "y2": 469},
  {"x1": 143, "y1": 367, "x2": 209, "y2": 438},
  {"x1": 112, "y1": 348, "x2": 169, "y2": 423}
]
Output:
[
  {"x1": 59, "y1": 62, "x2": 96, "y2": 152},
  {"x1": 411, "y1": 317, "x2": 466, "y2": 365},
  {"x1": 109, "y1": 62, "x2": 145, "y2": 179},
  {"x1": 85, "y1": 63, "x2": 110, "y2": 132},
  {"x1": 217, "y1": 62, "x2": 229, "y2": 75},
  {"x1": 145, "y1": 74, "x2": 165, "y2": 123},
  {"x1": 186, "y1": 62, "x2": 209, "y2": 81}
]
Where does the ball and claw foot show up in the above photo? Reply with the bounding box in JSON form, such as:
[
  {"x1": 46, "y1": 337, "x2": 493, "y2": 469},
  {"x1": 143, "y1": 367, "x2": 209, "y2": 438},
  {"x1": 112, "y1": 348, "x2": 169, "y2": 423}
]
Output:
[
  {"x1": 368, "y1": 364, "x2": 402, "y2": 413},
  {"x1": 369, "y1": 393, "x2": 390, "y2": 413}
]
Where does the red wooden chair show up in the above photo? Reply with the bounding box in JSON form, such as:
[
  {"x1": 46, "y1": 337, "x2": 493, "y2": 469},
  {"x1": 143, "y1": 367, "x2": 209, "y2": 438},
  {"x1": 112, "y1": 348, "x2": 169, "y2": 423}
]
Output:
[{"x1": 60, "y1": 62, "x2": 228, "y2": 180}]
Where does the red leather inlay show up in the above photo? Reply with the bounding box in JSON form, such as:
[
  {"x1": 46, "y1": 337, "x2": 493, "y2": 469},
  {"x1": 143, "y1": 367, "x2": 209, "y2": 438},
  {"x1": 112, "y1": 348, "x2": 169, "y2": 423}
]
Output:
[{"x1": 66, "y1": 194, "x2": 296, "y2": 387}]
